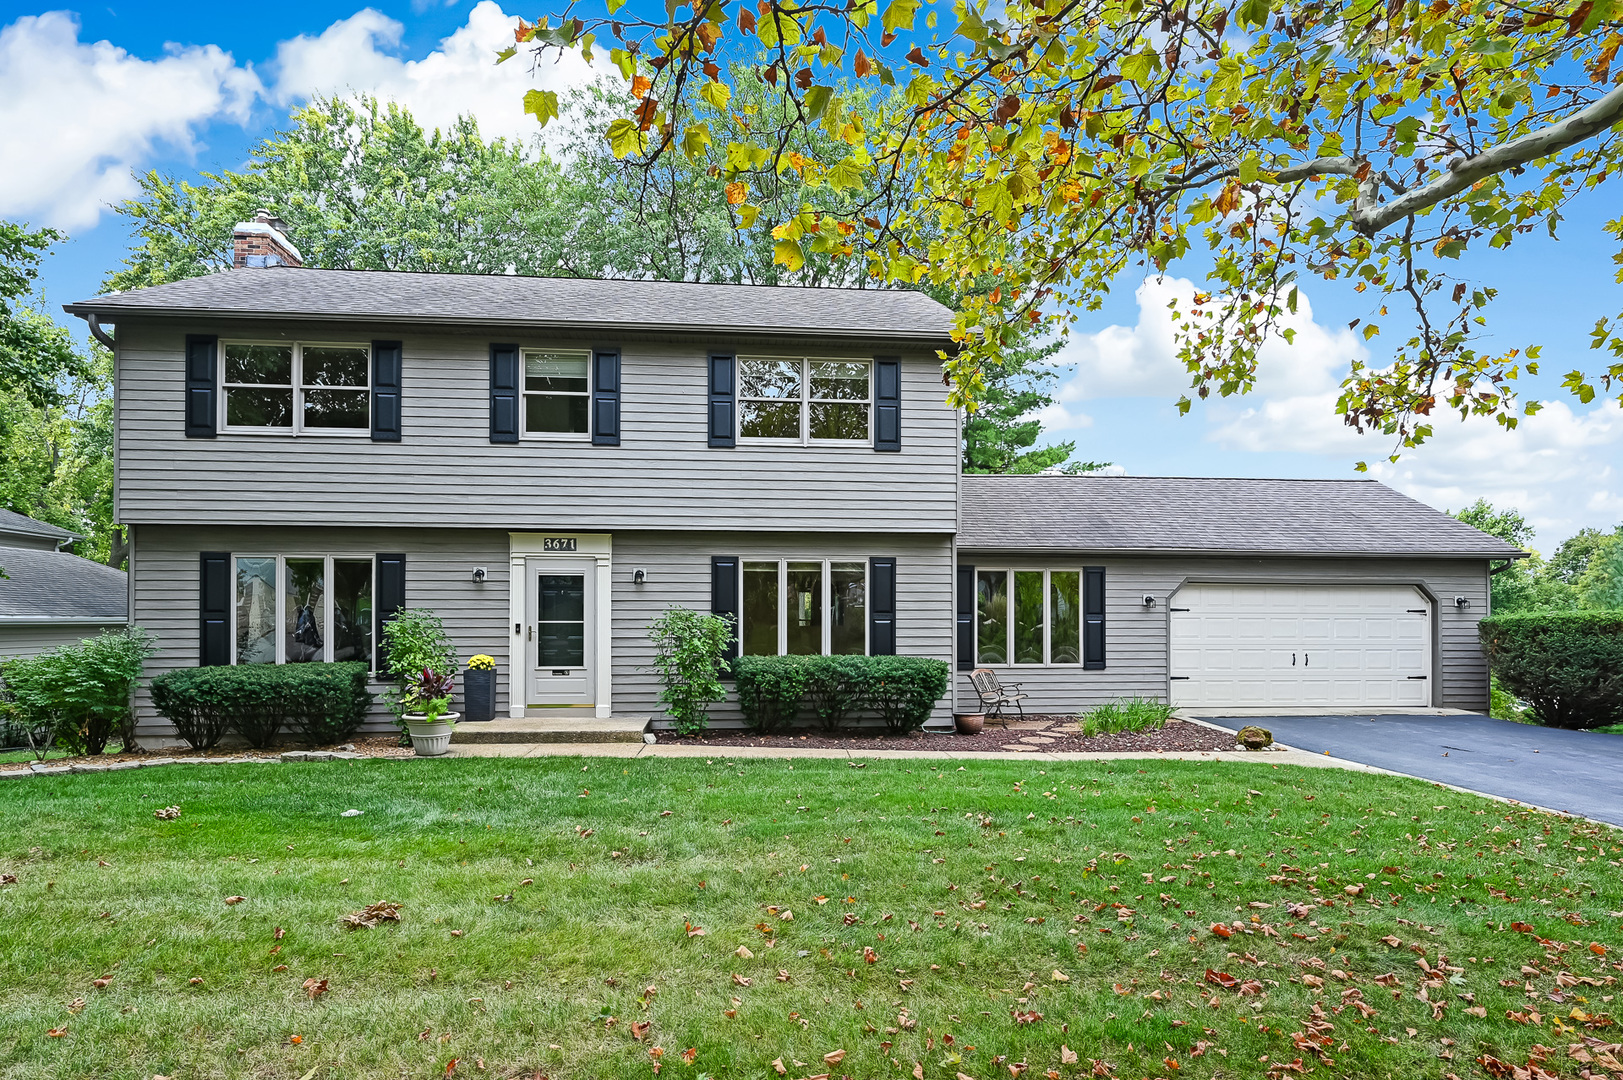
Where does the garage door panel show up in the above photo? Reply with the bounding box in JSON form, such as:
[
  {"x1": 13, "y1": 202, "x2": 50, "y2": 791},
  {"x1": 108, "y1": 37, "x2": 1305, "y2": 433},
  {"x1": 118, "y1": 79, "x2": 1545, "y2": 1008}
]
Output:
[{"x1": 1170, "y1": 584, "x2": 1432, "y2": 709}]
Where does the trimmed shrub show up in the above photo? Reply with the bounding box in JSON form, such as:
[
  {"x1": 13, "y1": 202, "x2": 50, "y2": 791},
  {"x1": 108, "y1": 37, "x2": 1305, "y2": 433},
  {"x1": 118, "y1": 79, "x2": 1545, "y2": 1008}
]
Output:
[
  {"x1": 151, "y1": 663, "x2": 373, "y2": 749},
  {"x1": 802, "y1": 655, "x2": 868, "y2": 733},
  {"x1": 1479, "y1": 611, "x2": 1623, "y2": 730},
  {"x1": 863, "y1": 656, "x2": 952, "y2": 733},
  {"x1": 735, "y1": 655, "x2": 808, "y2": 733},
  {"x1": 0, "y1": 627, "x2": 156, "y2": 755}
]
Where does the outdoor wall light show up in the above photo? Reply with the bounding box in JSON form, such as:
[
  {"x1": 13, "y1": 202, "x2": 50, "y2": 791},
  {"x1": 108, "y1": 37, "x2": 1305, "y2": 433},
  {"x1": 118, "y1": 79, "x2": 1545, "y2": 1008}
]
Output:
[
  {"x1": 1142, "y1": 594, "x2": 1157, "y2": 607},
  {"x1": 1454, "y1": 595, "x2": 1470, "y2": 608},
  {"x1": 633, "y1": 568, "x2": 647, "y2": 585},
  {"x1": 472, "y1": 567, "x2": 487, "y2": 583}
]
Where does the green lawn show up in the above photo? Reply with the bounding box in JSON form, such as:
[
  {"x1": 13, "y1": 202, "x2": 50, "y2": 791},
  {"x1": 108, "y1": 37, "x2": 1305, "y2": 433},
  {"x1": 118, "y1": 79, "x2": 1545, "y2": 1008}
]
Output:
[{"x1": 1, "y1": 757, "x2": 1619, "y2": 1080}]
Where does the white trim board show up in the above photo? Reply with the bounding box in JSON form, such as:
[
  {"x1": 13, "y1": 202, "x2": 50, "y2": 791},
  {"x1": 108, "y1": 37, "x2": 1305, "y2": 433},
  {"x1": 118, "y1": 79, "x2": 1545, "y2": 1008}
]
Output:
[{"x1": 508, "y1": 532, "x2": 613, "y2": 719}]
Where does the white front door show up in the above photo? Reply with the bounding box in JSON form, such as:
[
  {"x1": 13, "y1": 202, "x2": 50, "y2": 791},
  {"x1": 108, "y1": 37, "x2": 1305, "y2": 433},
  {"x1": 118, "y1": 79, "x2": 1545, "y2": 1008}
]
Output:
[
  {"x1": 1169, "y1": 583, "x2": 1432, "y2": 709},
  {"x1": 525, "y1": 558, "x2": 595, "y2": 708}
]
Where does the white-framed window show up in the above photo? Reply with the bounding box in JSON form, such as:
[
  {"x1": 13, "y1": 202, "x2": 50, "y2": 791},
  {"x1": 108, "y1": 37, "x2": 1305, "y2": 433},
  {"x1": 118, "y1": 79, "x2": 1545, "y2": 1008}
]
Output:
[
  {"x1": 976, "y1": 569, "x2": 1082, "y2": 666},
  {"x1": 740, "y1": 558, "x2": 868, "y2": 656},
  {"x1": 233, "y1": 554, "x2": 375, "y2": 668},
  {"x1": 221, "y1": 341, "x2": 371, "y2": 435},
  {"x1": 738, "y1": 357, "x2": 871, "y2": 444},
  {"x1": 522, "y1": 349, "x2": 591, "y2": 438}
]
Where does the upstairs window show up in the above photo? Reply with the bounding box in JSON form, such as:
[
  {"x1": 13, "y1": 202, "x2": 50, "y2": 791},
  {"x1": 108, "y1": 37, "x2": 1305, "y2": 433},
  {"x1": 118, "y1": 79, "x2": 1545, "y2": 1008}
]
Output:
[
  {"x1": 222, "y1": 342, "x2": 370, "y2": 434},
  {"x1": 523, "y1": 349, "x2": 591, "y2": 437},
  {"x1": 739, "y1": 357, "x2": 870, "y2": 444}
]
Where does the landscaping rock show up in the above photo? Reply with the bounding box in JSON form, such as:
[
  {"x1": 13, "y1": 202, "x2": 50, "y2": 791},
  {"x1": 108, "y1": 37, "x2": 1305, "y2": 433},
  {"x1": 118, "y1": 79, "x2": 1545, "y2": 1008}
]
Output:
[
  {"x1": 304, "y1": 751, "x2": 335, "y2": 762},
  {"x1": 69, "y1": 763, "x2": 113, "y2": 774},
  {"x1": 140, "y1": 758, "x2": 177, "y2": 768},
  {"x1": 30, "y1": 765, "x2": 71, "y2": 776},
  {"x1": 1236, "y1": 725, "x2": 1274, "y2": 750},
  {"x1": 1, "y1": 769, "x2": 31, "y2": 779},
  {"x1": 280, "y1": 751, "x2": 312, "y2": 762},
  {"x1": 330, "y1": 752, "x2": 363, "y2": 760},
  {"x1": 107, "y1": 761, "x2": 144, "y2": 771},
  {"x1": 643, "y1": 733, "x2": 658, "y2": 744}
]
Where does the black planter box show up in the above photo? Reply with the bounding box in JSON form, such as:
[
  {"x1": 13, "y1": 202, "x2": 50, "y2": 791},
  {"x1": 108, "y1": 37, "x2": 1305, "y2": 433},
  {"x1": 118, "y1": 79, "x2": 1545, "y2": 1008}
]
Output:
[{"x1": 463, "y1": 668, "x2": 495, "y2": 723}]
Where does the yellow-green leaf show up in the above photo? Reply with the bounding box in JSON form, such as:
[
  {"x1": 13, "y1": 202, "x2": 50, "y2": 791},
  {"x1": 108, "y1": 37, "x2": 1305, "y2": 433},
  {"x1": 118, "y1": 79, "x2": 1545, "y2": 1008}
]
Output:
[
  {"x1": 605, "y1": 118, "x2": 646, "y2": 158},
  {"x1": 882, "y1": 0, "x2": 922, "y2": 34},
  {"x1": 773, "y1": 238, "x2": 806, "y2": 271},
  {"x1": 681, "y1": 123, "x2": 713, "y2": 159},
  {"x1": 524, "y1": 89, "x2": 560, "y2": 127},
  {"x1": 700, "y1": 81, "x2": 732, "y2": 109}
]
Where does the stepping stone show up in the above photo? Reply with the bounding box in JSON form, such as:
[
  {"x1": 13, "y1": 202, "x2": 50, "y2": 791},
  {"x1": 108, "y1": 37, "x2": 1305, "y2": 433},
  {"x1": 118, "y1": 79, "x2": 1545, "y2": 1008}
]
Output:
[
  {"x1": 1000, "y1": 744, "x2": 1039, "y2": 752},
  {"x1": 70, "y1": 763, "x2": 112, "y2": 773},
  {"x1": 1019, "y1": 736, "x2": 1056, "y2": 745}
]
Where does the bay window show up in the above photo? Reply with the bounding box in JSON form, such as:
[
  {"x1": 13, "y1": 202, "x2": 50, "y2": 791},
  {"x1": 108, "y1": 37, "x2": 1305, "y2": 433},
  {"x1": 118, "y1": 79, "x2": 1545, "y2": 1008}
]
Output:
[
  {"x1": 233, "y1": 554, "x2": 374, "y2": 668},
  {"x1": 741, "y1": 558, "x2": 868, "y2": 655},
  {"x1": 222, "y1": 341, "x2": 370, "y2": 434}
]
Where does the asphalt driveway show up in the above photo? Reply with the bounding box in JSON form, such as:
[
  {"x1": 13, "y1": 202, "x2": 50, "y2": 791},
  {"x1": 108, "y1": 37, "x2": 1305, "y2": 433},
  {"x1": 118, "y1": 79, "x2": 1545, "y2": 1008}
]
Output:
[{"x1": 1207, "y1": 713, "x2": 1623, "y2": 828}]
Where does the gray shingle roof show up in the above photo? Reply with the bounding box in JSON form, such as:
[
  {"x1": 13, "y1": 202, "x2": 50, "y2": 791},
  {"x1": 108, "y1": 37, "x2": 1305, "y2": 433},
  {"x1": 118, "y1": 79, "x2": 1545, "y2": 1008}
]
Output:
[
  {"x1": 0, "y1": 546, "x2": 128, "y2": 621},
  {"x1": 958, "y1": 475, "x2": 1525, "y2": 558},
  {"x1": 65, "y1": 266, "x2": 956, "y2": 342},
  {"x1": 0, "y1": 509, "x2": 77, "y2": 545}
]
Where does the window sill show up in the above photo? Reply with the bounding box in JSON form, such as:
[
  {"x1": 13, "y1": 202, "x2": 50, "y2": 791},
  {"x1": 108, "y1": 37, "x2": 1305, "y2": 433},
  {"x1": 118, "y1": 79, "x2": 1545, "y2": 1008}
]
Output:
[
  {"x1": 220, "y1": 427, "x2": 372, "y2": 438},
  {"x1": 520, "y1": 433, "x2": 593, "y2": 442}
]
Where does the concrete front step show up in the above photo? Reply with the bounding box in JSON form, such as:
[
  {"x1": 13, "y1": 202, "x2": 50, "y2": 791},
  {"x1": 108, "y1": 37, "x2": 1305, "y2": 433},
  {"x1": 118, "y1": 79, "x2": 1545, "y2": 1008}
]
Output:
[{"x1": 450, "y1": 716, "x2": 651, "y2": 745}]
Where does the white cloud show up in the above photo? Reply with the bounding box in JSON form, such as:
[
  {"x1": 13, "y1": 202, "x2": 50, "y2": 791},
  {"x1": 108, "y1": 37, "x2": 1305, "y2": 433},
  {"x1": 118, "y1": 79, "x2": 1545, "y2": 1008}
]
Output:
[
  {"x1": 269, "y1": 2, "x2": 597, "y2": 148},
  {"x1": 1048, "y1": 274, "x2": 1623, "y2": 542},
  {"x1": 0, "y1": 11, "x2": 260, "y2": 230}
]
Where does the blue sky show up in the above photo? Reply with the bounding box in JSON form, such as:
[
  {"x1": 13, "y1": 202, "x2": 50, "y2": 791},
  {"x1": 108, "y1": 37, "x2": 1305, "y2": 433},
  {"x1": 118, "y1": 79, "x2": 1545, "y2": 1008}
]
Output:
[{"x1": 3, "y1": 0, "x2": 1621, "y2": 551}]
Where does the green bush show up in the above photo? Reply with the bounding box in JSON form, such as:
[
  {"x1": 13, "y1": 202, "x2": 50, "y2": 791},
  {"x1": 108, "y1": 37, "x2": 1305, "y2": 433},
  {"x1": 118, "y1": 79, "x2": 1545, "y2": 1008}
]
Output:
[
  {"x1": 802, "y1": 655, "x2": 868, "y2": 733},
  {"x1": 1479, "y1": 611, "x2": 1623, "y2": 730},
  {"x1": 1078, "y1": 697, "x2": 1173, "y2": 738},
  {"x1": 735, "y1": 655, "x2": 809, "y2": 733},
  {"x1": 647, "y1": 607, "x2": 734, "y2": 736},
  {"x1": 863, "y1": 657, "x2": 952, "y2": 733},
  {"x1": 151, "y1": 663, "x2": 373, "y2": 749},
  {"x1": 0, "y1": 627, "x2": 156, "y2": 755},
  {"x1": 379, "y1": 609, "x2": 459, "y2": 728}
]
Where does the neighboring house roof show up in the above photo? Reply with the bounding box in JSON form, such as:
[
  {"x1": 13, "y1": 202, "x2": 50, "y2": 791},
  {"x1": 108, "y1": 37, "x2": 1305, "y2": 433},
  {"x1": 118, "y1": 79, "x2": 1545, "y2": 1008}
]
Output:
[
  {"x1": 0, "y1": 509, "x2": 78, "y2": 548},
  {"x1": 64, "y1": 266, "x2": 957, "y2": 343},
  {"x1": 0, "y1": 545, "x2": 128, "y2": 622},
  {"x1": 958, "y1": 475, "x2": 1526, "y2": 558}
]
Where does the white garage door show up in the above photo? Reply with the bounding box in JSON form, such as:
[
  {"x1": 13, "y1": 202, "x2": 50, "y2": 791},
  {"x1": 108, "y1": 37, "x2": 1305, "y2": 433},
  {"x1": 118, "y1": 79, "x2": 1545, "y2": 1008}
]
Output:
[{"x1": 1169, "y1": 584, "x2": 1431, "y2": 709}]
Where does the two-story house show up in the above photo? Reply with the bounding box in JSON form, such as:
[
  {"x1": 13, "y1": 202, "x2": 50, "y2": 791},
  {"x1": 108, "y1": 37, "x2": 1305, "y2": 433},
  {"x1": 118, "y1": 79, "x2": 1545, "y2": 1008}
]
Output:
[{"x1": 67, "y1": 215, "x2": 1520, "y2": 740}]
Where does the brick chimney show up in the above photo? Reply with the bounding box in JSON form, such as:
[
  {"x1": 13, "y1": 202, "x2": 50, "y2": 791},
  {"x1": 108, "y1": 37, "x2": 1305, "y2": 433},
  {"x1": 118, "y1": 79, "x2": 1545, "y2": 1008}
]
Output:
[{"x1": 232, "y1": 210, "x2": 304, "y2": 269}]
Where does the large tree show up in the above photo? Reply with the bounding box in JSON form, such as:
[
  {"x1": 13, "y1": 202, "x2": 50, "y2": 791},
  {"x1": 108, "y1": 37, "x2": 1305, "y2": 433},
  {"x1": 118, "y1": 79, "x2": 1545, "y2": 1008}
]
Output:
[{"x1": 518, "y1": 0, "x2": 1623, "y2": 466}]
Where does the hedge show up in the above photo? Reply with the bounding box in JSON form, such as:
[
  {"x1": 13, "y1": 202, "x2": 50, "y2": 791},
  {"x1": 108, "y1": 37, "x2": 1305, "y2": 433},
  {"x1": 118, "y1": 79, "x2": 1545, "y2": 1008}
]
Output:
[
  {"x1": 735, "y1": 655, "x2": 951, "y2": 734},
  {"x1": 0, "y1": 627, "x2": 156, "y2": 755},
  {"x1": 150, "y1": 662, "x2": 374, "y2": 749},
  {"x1": 1479, "y1": 611, "x2": 1623, "y2": 730}
]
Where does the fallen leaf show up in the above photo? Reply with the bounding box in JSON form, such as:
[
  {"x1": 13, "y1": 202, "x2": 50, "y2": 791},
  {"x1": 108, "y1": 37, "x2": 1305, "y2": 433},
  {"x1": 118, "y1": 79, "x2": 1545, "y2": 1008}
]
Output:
[
  {"x1": 771, "y1": 1058, "x2": 787, "y2": 1076},
  {"x1": 46, "y1": 1027, "x2": 67, "y2": 1037},
  {"x1": 632, "y1": 1021, "x2": 651, "y2": 1040},
  {"x1": 1061, "y1": 1046, "x2": 1078, "y2": 1065},
  {"x1": 341, "y1": 901, "x2": 403, "y2": 929},
  {"x1": 685, "y1": 922, "x2": 706, "y2": 938},
  {"x1": 223, "y1": 896, "x2": 246, "y2": 905},
  {"x1": 736, "y1": 945, "x2": 754, "y2": 959},
  {"x1": 1051, "y1": 970, "x2": 1070, "y2": 982},
  {"x1": 302, "y1": 978, "x2": 329, "y2": 1000},
  {"x1": 824, "y1": 1049, "x2": 847, "y2": 1066},
  {"x1": 1210, "y1": 923, "x2": 1233, "y2": 939}
]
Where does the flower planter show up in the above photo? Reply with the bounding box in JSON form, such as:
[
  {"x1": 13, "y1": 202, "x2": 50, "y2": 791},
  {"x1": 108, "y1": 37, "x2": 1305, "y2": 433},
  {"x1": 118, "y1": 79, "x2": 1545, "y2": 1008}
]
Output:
[
  {"x1": 404, "y1": 712, "x2": 459, "y2": 757},
  {"x1": 463, "y1": 668, "x2": 495, "y2": 723},
  {"x1": 955, "y1": 713, "x2": 986, "y2": 735}
]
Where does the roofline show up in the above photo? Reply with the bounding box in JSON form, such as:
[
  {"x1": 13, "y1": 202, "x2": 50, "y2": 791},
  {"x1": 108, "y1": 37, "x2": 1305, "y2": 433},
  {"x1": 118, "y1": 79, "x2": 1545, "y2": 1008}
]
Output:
[
  {"x1": 0, "y1": 527, "x2": 80, "y2": 544},
  {"x1": 953, "y1": 545, "x2": 1530, "y2": 560},
  {"x1": 61, "y1": 304, "x2": 956, "y2": 344},
  {"x1": 0, "y1": 617, "x2": 128, "y2": 626}
]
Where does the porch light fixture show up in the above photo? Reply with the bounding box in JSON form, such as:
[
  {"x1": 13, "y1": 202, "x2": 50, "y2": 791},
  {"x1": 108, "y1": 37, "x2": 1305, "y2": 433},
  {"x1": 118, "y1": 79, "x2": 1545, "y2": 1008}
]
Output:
[
  {"x1": 1454, "y1": 595, "x2": 1469, "y2": 608},
  {"x1": 1142, "y1": 594, "x2": 1156, "y2": 607},
  {"x1": 633, "y1": 568, "x2": 647, "y2": 585},
  {"x1": 472, "y1": 567, "x2": 487, "y2": 583}
]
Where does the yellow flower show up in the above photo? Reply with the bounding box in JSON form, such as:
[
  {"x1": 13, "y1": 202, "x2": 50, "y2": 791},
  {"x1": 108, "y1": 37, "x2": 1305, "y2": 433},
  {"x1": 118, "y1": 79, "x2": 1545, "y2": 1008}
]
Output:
[{"x1": 468, "y1": 654, "x2": 496, "y2": 671}]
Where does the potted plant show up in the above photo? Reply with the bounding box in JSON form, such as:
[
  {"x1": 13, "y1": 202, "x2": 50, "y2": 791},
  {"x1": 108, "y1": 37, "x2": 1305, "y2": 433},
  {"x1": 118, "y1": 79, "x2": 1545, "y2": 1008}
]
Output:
[
  {"x1": 463, "y1": 654, "x2": 496, "y2": 722},
  {"x1": 401, "y1": 666, "x2": 459, "y2": 755},
  {"x1": 380, "y1": 609, "x2": 460, "y2": 756}
]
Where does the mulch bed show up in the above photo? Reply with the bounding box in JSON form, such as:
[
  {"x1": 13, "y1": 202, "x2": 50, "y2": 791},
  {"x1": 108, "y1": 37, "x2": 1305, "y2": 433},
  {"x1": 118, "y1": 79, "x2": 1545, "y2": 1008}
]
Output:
[
  {"x1": 654, "y1": 715, "x2": 1239, "y2": 753},
  {"x1": 0, "y1": 735, "x2": 412, "y2": 772}
]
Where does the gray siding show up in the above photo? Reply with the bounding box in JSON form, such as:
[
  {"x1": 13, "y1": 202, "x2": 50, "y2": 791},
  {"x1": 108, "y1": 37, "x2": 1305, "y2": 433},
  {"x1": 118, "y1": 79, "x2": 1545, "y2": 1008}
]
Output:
[
  {"x1": 0, "y1": 623, "x2": 125, "y2": 659},
  {"x1": 953, "y1": 554, "x2": 1493, "y2": 714},
  {"x1": 114, "y1": 319, "x2": 958, "y2": 533},
  {"x1": 128, "y1": 525, "x2": 954, "y2": 740}
]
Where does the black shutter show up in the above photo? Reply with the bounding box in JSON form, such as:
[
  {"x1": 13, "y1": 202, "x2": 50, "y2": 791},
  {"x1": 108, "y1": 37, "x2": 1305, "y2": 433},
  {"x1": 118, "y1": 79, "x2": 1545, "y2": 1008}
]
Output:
[
  {"x1": 592, "y1": 348, "x2": 621, "y2": 446},
  {"x1": 184, "y1": 335, "x2": 217, "y2": 438},
  {"x1": 873, "y1": 357, "x2": 901, "y2": 452},
  {"x1": 375, "y1": 553, "x2": 406, "y2": 676},
  {"x1": 1083, "y1": 566, "x2": 1106, "y2": 669},
  {"x1": 708, "y1": 353, "x2": 736, "y2": 448},
  {"x1": 489, "y1": 344, "x2": 520, "y2": 443},
  {"x1": 869, "y1": 557, "x2": 897, "y2": 655},
  {"x1": 711, "y1": 555, "x2": 739, "y2": 674},
  {"x1": 199, "y1": 551, "x2": 230, "y2": 665},
  {"x1": 956, "y1": 564, "x2": 976, "y2": 670},
  {"x1": 371, "y1": 340, "x2": 402, "y2": 442}
]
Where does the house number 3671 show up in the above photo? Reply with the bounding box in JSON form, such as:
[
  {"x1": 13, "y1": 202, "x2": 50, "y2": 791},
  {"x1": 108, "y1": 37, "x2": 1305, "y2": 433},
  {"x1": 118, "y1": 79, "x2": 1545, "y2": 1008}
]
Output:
[{"x1": 542, "y1": 538, "x2": 578, "y2": 552}]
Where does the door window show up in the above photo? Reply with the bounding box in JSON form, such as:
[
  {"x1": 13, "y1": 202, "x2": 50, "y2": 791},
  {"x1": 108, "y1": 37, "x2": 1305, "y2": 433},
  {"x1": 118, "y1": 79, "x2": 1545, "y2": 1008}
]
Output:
[{"x1": 537, "y1": 573, "x2": 586, "y2": 667}]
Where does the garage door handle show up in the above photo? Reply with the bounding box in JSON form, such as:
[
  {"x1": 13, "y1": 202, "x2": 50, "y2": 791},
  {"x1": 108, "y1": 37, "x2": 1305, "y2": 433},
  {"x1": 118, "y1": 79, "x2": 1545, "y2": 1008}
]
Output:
[
  {"x1": 1408, "y1": 675, "x2": 1428, "y2": 680},
  {"x1": 1407, "y1": 608, "x2": 1429, "y2": 614},
  {"x1": 1169, "y1": 676, "x2": 1190, "y2": 680},
  {"x1": 1170, "y1": 607, "x2": 1190, "y2": 612}
]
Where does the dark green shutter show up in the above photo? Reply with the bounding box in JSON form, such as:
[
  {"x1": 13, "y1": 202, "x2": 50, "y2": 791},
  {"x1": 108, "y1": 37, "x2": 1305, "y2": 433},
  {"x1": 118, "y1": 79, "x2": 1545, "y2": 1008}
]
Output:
[
  {"x1": 592, "y1": 348, "x2": 621, "y2": 446},
  {"x1": 956, "y1": 564, "x2": 976, "y2": 670},
  {"x1": 873, "y1": 357, "x2": 901, "y2": 451},
  {"x1": 708, "y1": 354, "x2": 736, "y2": 448},
  {"x1": 869, "y1": 557, "x2": 897, "y2": 655},
  {"x1": 489, "y1": 344, "x2": 520, "y2": 443},
  {"x1": 199, "y1": 551, "x2": 230, "y2": 665},
  {"x1": 375, "y1": 553, "x2": 406, "y2": 676},
  {"x1": 185, "y1": 335, "x2": 218, "y2": 438},
  {"x1": 1083, "y1": 566, "x2": 1106, "y2": 669},
  {"x1": 711, "y1": 555, "x2": 739, "y2": 674},
  {"x1": 371, "y1": 340, "x2": 402, "y2": 442}
]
